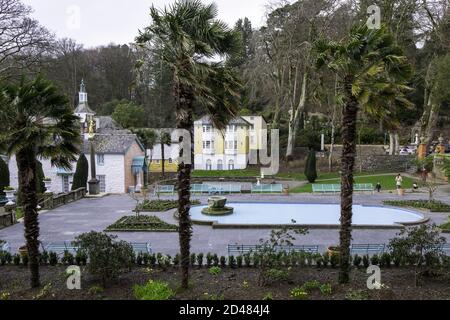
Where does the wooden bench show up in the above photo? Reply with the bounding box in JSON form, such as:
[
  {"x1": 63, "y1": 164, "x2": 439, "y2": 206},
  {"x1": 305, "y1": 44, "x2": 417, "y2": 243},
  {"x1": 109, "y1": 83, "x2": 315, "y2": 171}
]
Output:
[
  {"x1": 228, "y1": 244, "x2": 319, "y2": 256},
  {"x1": 154, "y1": 185, "x2": 175, "y2": 195},
  {"x1": 350, "y1": 244, "x2": 386, "y2": 255},
  {"x1": 251, "y1": 184, "x2": 283, "y2": 194},
  {"x1": 0, "y1": 241, "x2": 10, "y2": 253}
]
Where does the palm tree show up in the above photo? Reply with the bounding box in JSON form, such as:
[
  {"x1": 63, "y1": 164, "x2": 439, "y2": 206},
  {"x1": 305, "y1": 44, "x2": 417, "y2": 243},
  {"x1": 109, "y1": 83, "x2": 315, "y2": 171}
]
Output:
[
  {"x1": 315, "y1": 24, "x2": 412, "y2": 283},
  {"x1": 0, "y1": 76, "x2": 81, "y2": 288},
  {"x1": 158, "y1": 131, "x2": 172, "y2": 178},
  {"x1": 136, "y1": 0, "x2": 241, "y2": 288}
]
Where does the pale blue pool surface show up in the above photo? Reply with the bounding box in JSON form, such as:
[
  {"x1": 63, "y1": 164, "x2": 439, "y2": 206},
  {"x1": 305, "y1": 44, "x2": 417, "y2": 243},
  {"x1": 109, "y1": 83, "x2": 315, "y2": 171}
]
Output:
[{"x1": 190, "y1": 203, "x2": 426, "y2": 227}]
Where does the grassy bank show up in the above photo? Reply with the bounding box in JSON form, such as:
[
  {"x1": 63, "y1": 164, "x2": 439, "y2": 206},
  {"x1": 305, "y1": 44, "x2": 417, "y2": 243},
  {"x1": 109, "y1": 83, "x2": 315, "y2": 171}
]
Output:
[{"x1": 291, "y1": 175, "x2": 416, "y2": 193}]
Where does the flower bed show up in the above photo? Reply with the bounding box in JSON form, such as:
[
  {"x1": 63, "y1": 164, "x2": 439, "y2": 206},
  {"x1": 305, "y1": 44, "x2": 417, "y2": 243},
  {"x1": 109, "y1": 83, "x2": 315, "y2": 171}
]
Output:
[
  {"x1": 106, "y1": 215, "x2": 178, "y2": 232},
  {"x1": 383, "y1": 200, "x2": 450, "y2": 212},
  {"x1": 137, "y1": 200, "x2": 200, "y2": 212}
]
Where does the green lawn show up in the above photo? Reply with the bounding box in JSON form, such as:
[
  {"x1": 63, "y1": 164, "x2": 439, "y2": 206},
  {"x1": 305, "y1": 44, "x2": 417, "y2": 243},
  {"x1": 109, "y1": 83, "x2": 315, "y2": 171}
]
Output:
[
  {"x1": 291, "y1": 175, "x2": 417, "y2": 193},
  {"x1": 276, "y1": 171, "x2": 374, "y2": 181},
  {"x1": 192, "y1": 169, "x2": 261, "y2": 178}
]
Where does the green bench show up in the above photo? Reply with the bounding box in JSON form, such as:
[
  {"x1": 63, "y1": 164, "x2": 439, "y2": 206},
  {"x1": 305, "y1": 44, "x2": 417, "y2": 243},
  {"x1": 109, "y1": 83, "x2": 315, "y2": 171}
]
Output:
[
  {"x1": 154, "y1": 185, "x2": 175, "y2": 195},
  {"x1": 312, "y1": 184, "x2": 374, "y2": 194},
  {"x1": 312, "y1": 184, "x2": 340, "y2": 194},
  {"x1": 0, "y1": 241, "x2": 10, "y2": 253},
  {"x1": 350, "y1": 244, "x2": 386, "y2": 255},
  {"x1": 354, "y1": 184, "x2": 375, "y2": 194},
  {"x1": 228, "y1": 244, "x2": 319, "y2": 256},
  {"x1": 251, "y1": 184, "x2": 283, "y2": 194},
  {"x1": 43, "y1": 241, "x2": 152, "y2": 255},
  {"x1": 191, "y1": 184, "x2": 242, "y2": 195}
]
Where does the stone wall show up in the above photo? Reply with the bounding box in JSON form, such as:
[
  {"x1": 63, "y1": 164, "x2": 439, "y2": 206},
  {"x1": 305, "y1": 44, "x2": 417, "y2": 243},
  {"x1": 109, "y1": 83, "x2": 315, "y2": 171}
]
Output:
[
  {"x1": 358, "y1": 155, "x2": 415, "y2": 173},
  {"x1": 284, "y1": 145, "x2": 415, "y2": 173}
]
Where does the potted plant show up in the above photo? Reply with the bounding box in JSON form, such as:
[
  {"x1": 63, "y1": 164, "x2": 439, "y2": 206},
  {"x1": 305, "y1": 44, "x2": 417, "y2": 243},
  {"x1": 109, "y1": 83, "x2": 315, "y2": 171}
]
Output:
[
  {"x1": 19, "y1": 245, "x2": 28, "y2": 258},
  {"x1": 43, "y1": 178, "x2": 52, "y2": 193},
  {"x1": 3, "y1": 186, "x2": 16, "y2": 205},
  {"x1": 327, "y1": 246, "x2": 340, "y2": 257}
]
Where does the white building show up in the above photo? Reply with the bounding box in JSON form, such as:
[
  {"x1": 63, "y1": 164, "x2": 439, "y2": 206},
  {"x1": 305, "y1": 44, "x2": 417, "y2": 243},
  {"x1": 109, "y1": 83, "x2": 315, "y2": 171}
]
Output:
[{"x1": 7, "y1": 81, "x2": 146, "y2": 194}]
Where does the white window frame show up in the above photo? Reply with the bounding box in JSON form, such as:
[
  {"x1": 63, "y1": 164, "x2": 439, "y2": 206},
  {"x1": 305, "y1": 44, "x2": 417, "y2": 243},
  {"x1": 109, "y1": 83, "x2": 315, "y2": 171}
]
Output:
[{"x1": 97, "y1": 154, "x2": 105, "y2": 166}]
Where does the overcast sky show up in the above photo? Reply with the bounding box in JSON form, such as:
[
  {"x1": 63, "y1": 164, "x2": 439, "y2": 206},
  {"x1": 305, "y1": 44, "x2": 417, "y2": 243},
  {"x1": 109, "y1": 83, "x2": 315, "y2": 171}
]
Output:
[{"x1": 22, "y1": 0, "x2": 272, "y2": 48}]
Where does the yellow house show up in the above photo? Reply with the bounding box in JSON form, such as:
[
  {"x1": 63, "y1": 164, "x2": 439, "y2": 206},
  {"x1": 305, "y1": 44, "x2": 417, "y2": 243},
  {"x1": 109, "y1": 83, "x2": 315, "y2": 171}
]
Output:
[
  {"x1": 148, "y1": 143, "x2": 179, "y2": 173},
  {"x1": 194, "y1": 115, "x2": 266, "y2": 170}
]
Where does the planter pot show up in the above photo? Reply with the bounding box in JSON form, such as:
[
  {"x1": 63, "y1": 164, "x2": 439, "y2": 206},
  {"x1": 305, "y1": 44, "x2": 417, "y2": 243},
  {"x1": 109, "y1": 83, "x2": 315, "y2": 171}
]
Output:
[
  {"x1": 4, "y1": 190, "x2": 15, "y2": 205},
  {"x1": 283, "y1": 188, "x2": 290, "y2": 195},
  {"x1": 19, "y1": 245, "x2": 28, "y2": 258},
  {"x1": 327, "y1": 246, "x2": 340, "y2": 257},
  {"x1": 44, "y1": 181, "x2": 52, "y2": 194}
]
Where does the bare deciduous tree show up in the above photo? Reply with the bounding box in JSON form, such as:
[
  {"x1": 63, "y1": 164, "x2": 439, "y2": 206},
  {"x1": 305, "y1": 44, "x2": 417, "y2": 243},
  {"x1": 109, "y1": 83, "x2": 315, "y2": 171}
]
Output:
[{"x1": 0, "y1": 0, "x2": 53, "y2": 80}]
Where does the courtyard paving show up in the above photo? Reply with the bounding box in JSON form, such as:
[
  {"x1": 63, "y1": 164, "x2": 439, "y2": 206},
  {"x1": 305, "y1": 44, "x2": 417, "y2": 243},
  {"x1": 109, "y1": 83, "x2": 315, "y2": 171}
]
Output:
[{"x1": 1, "y1": 189, "x2": 449, "y2": 256}]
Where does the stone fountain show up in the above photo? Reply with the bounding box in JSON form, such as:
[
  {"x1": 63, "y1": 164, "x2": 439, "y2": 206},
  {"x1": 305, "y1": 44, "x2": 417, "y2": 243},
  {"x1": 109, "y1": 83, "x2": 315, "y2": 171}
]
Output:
[{"x1": 201, "y1": 196, "x2": 234, "y2": 216}]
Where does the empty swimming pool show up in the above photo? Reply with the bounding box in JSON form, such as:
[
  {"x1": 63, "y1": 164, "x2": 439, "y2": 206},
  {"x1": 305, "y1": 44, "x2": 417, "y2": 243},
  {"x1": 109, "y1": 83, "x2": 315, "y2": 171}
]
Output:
[{"x1": 190, "y1": 203, "x2": 427, "y2": 228}]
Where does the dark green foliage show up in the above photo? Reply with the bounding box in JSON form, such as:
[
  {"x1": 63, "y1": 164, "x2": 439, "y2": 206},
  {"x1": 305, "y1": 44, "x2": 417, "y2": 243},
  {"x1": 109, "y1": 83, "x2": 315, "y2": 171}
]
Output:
[
  {"x1": 370, "y1": 254, "x2": 379, "y2": 266},
  {"x1": 304, "y1": 150, "x2": 318, "y2": 183},
  {"x1": 220, "y1": 256, "x2": 227, "y2": 268},
  {"x1": 236, "y1": 255, "x2": 243, "y2": 268},
  {"x1": 228, "y1": 255, "x2": 236, "y2": 268},
  {"x1": 173, "y1": 254, "x2": 180, "y2": 266},
  {"x1": 137, "y1": 199, "x2": 200, "y2": 212},
  {"x1": 49, "y1": 252, "x2": 58, "y2": 266},
  {"x1": 190, "y1": 253, "x2": 196, "y2": 266},
  {"x1": 362, "y1": 255, "x2": 370, "y2": 268},
  {"x1": 206, "y1": 253, "x2": 213, "y2": 267},
  {"x1": 244, "y1": 254, "x2": 251, "y2": 267},
  {"x1": 74, "y1": 232, "x2": 134, "y2": 285},
  {"x1": 330, "y1": 253, "x2": 339, "y2": 268},
  {"x1": 62, "y1": 251, "x2": 75, "y2": 266},
  {"x1": 22, "y1": 254, "x2": 28, "y2": 266},
  {"x1": 212, "y1": 254, "x2": 219, "y2": 267},
  {"x1": 72, "y1": 154, "x2": 89, "y2": 191},
  {"x1": 106, "y1": 215, "x2": 178, "y2": 232},
  {"x1": 75, "y1": 251, "x2": 88, "y2": 266},
  {"x1": 12, "y1": 254, "x2": 21, "y2": 265},
  {"x1": 384, "y1": 200, "x2": 450, "y2": 212},
  {"x1": 353, "y1": 255, "x2": 362, "y2": 268},
  {"x1": 380, "y1": 253, "x2": 391, "y2": 268},
  {"x1": 196, "y1": 253, "x2": 204, "y2": 267},
  {"x1": 322, "y1": 253, "x2": 329, "y2": 267},
  {"x1": 0, "y1": 157, "x2": 10, "y2": 195},
  {"x1": 0, "y1": 250, "x2": 12, "y2": 265}
]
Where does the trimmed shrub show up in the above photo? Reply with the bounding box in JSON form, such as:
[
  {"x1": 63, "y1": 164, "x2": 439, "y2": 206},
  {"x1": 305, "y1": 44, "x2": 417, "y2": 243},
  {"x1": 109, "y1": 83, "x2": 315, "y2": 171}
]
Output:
[
  {"x1": 304, "y1": 150, "x2": 318, "y2": 183},
  {"x1": 0, "y1": 157, "x2": 10, "y2": 196},
  {"x1": 72, "y1": 154, "x2": 89, "y2": 190}
]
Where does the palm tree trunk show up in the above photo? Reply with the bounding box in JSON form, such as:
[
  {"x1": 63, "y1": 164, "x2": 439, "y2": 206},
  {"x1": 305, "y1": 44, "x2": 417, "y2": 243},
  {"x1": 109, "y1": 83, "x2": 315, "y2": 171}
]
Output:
[
  {"x1": 174, "y1": 80, "x2": 194, "y2": 289},
  {"x1": 339, "y1": 76, "x2": 359, "y2": 284},
  {"x1": 16, "y1": 148, "x2": 40, "y2": 288}
]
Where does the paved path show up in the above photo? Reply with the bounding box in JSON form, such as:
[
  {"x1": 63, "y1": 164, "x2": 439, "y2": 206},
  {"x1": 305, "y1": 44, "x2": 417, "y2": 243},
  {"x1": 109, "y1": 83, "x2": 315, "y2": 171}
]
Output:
[{"x1": 1, "y1": 190, "x2": 449, "y2": 256}]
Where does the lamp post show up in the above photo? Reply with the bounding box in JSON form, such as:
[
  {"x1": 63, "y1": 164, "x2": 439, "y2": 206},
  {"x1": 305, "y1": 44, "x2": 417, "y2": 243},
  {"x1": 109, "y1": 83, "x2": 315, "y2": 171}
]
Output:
[{"x1": 87, "y1": 117, "x2": 100, "y2": 195}]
